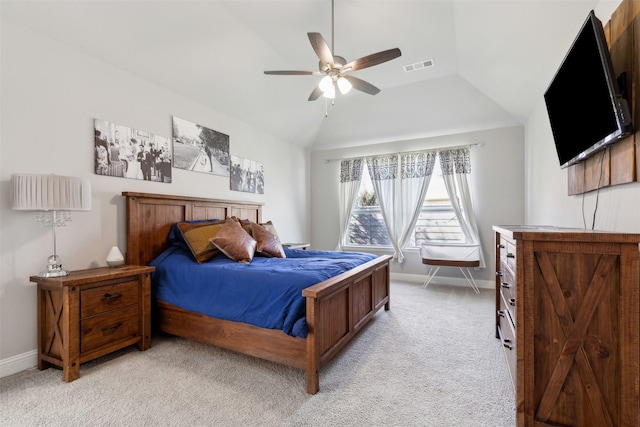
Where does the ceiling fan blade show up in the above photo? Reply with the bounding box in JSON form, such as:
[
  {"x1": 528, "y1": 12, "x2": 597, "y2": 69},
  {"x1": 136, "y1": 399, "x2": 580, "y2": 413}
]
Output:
[
  {"x1": 264, "y1": 70, "x2": 319, "y2": 75},
  {"x1": 343, "y1": 76, "x2": 380, "y2": 95},
  {"x1": 308, "y1": 32, "x2": 334, "y2": 67},
  {"x1": 308, "y1": 86, "x2": 323, "y2": 101},
  {"x1": 343, "y1": 48, "x2": 402, "y2": 72}
]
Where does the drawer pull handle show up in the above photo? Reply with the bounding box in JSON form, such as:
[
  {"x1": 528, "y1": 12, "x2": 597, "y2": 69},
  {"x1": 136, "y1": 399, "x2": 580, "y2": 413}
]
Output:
[
  {"x1": 497, "y1": 310, "x2": 506, "y2": 318},
  {"x1": 497, "y1": 244, "x2": 505, "y2": 249},
  {"x1": 101, "y1": 322, "x2": 123, "y2": 333},
  {"x1": 506, "y1": 253, "x2": 515, "y2": 258},
  {"x1": 101, "y1": 293, "x2": 123, "y2": 303},
  {"x1": 497, "y1": 325, "x2": 513, "y2": 350},
  {"x1": 509, "y1": 298, "x2": 516, "y2": 306},
  {"x1": 501, "y1": 282, "x2": 511, "y2": 289},
  {"x1": 495, "y1": 270, "x2": 503, "y2": 277}
]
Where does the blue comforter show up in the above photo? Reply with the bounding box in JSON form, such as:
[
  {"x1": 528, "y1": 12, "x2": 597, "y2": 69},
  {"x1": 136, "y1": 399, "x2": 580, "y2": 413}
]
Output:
[{"x1": 150, "y1": 247, "x2": 376, "y2": 338}]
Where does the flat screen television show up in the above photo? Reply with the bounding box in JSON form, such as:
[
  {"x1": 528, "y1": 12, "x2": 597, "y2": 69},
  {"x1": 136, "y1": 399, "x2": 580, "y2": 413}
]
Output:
[{"x1": 544, "y1": 10, "x2": 633, "y2": 169}]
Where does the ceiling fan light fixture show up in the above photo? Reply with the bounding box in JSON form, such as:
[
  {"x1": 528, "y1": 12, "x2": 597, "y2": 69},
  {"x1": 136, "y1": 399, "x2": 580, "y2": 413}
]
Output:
[
  {"x1": 337, "y1": 77, "x2": 352, "y2": 94},
  {"x1": 319, "y1": 75, "x2": 333, "y2": 93},
  {"x1": 263, "y1": 0, "x2": 401, "y2": 105},
  {"x1": 322, "y1": 83, "x2": 336, "y2": 99}
]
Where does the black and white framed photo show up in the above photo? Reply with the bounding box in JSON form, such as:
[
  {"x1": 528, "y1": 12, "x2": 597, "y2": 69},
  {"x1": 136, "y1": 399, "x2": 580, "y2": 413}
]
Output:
[
  {"x1": 94, "y1": 119, "x2": 172, "y2": 183},
  {"x1": 230, "y1": 155, "x2": 264, "y2": 194},
  {"x1": 172, "y1": 116, "x2": 230, "y2": 177}
]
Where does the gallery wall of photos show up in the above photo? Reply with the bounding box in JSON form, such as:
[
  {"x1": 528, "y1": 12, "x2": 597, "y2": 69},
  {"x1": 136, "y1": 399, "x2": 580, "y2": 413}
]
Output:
[{"x1": 93, "y1": 117, "x2": 264, "y2": 194}]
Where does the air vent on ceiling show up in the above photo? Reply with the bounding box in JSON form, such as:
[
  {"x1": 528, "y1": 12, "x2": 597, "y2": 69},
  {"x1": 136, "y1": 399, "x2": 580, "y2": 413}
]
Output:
[{"x1": 403, "y1": 59, "x2": 434, "y2": 73}]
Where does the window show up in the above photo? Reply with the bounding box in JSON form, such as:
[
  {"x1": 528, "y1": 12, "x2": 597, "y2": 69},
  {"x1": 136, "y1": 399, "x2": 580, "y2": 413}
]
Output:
[{"x1": 345, "y1": 158, "x2": 463, "y2": 248}]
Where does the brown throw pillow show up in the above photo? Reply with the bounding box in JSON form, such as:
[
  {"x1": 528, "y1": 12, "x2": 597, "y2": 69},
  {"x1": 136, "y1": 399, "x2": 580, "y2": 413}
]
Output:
[
  {"x1": 230, "y1": 216, "x2": 254, "y2": 235},
  {"x1": 209, "y1": 219, "x2": 257, "y2": 264},
  {"x1": 177, "y1": 220, "x2": 226, "y2": 263},
  {"x1": 251, "y1": 221, "x2": 286, "y2": 258}
]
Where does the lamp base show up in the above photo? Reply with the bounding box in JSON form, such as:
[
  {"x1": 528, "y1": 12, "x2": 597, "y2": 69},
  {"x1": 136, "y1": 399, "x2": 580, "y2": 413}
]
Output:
[
  {"x1": 40, "y1": 254, "x2": 69, "y2": 277},
  {"x1": 39, "y1": 269, "x2": 70, "y2": 278}
]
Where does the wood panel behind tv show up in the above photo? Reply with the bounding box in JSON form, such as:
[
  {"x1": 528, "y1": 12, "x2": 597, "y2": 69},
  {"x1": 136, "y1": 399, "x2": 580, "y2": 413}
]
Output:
[{"x1": 568, "y1": 0, "x2": 639, "y2": 195}]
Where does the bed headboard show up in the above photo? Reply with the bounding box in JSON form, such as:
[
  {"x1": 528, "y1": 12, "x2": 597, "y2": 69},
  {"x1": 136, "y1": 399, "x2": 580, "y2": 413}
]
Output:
[{"x1": 123, "y1": 192, "x2": 263, "y2": 266}]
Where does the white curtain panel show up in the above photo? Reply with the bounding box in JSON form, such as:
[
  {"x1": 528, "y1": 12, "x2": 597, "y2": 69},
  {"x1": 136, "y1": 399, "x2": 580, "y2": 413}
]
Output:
[
  {"x1": 367, "y1": 155, "x2": 401, "y2": 261},
  {"x1": 367, "y1": 152, "x2": 437, "y2": 263},
  {"x1": 438, "y1": 148, "x2": 485, "y2": 268},
  {"x1": 336, "y1": 159, "x2": 364, "y2": 250},
  {"x1": 397, "y1": 151, "x2": 437, "y2": 261}
]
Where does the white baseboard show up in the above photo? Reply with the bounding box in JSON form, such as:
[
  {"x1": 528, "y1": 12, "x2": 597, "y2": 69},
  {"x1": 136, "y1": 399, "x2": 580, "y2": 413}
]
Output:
[
  {"x1": 391, "y1": 272, "x2": 494, "y2": 290},
  {"x1": 0, "y1": 349, "x2": 37, "y2": 378}
]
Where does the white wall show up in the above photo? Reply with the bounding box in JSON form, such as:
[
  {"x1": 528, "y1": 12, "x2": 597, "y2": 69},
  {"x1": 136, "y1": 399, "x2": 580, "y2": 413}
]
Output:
[
  {"x1": 526, "y1": 100, "x2": 640, "y2": 232},
  {"x1": 309, "y1": 126, "x2": 526, "y2": 283},
  {"x1": 0, "y1": 21, "x2": 309, "y2": 373},
  {"x1": 525, "y1": 1, "x2": 640, "y2": 232}
]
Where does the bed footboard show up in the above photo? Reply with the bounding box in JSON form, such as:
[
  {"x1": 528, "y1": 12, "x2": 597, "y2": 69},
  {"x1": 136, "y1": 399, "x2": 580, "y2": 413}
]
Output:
[{"x1": 303, "y1": 254, "x2": 392, "y2": 393}]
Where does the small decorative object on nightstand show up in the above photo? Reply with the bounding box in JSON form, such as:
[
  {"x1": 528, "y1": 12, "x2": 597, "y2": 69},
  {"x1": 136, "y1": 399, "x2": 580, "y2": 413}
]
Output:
[
  {"x1": 281, "y1": 243, "x2": 310, "y2": 250},
  {"x1": 106, "y1": 246, "x2": 125, "y2": 267},
  {"x1": 30, "y1": 265, "x2": 155, "y2": 382}
]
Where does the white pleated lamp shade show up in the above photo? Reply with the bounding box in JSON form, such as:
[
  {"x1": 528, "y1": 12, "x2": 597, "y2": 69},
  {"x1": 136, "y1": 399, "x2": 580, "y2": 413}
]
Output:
[
  {"x1": 106, "y1": 246, "x2": 125, "y2": 267},
  {"x1": 11, "y1": 174, "x2": 91, "y2": 211}
]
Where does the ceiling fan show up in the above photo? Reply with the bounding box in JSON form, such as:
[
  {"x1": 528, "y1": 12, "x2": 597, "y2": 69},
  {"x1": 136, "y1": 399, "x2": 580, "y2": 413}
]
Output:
[{"x1": 264, "y1": 0, "x2": 401, "y2": 102}]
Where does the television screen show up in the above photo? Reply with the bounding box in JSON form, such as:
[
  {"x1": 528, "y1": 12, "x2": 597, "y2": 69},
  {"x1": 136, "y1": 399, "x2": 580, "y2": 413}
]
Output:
[{"x1": 544, "y1": 10, "x2": 632, "y2": 169}]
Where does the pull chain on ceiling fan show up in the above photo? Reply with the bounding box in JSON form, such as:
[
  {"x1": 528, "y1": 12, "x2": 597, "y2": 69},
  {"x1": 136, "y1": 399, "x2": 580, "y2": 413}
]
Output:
[{"x1": 264, "y1": 0, "x2": 401, "y2": 106}]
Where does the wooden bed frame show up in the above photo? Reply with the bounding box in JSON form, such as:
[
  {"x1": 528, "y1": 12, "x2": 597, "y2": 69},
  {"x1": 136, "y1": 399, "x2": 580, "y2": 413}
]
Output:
[{"x1": 122, "y1": 192, "x2": 391, "y2": 394}]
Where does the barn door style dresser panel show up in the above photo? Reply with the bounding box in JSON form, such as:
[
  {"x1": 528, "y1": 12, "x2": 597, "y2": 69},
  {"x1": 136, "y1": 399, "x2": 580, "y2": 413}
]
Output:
[{"x1": 493, "y1": 225, "x2": 640, "y2": 427}]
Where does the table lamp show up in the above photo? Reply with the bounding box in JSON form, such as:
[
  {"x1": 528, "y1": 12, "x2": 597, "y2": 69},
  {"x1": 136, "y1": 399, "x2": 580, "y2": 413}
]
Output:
[{"x1": 11, "y1": 173, "x2": 92, "y2": 277}]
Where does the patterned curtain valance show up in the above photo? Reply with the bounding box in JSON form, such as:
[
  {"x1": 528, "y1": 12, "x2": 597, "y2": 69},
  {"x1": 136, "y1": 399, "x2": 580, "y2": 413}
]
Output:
[
  {"x1": 367, "y1": 155, "x2": 398, "y2": 181},
  {"x1": 439, "y1": 148, "x2": 471, "y2": 175},
  {"x1": 401, "y1": 151, "x2": 437, "y2": 179},
  {"x1": 340, "y1": 158, "x2": 363, "y2": 183}
]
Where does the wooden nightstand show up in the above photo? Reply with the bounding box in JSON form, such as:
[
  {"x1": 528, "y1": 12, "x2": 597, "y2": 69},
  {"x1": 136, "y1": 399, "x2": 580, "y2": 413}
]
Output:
[
  {"x1": 30, "y1": 265, "x2": 155, "y2": 382},
  {"x1": 282, "y1": 243, "x2": 310, "y2": 249}
]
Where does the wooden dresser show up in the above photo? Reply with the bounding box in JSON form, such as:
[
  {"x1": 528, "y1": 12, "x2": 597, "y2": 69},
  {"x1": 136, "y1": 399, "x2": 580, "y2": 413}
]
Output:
[
  {"x1": 31, "y1": 265, "x2": 155, "y2": 382},
  {"x1": 493, "y1": 225, "x2": 640, "y2": 427}
]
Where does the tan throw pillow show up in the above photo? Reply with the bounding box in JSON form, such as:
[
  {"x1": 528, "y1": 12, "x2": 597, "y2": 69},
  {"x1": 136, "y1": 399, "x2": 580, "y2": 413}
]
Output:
[
  {"x1": 209, "y1": 219, "x2": 257, "y2": 264},
  {"x1": 260, "y1": 220, "x2": 279, "y2": 239},
  {"x1": 177, "y1": 220, "x2": 226, "y2": 263},
  {"x1": 235, "y1": 218, "x2": 279, "y2": 239},
  {"x1": 251, "y1": 221, "x2": 286, "y2": 258}
]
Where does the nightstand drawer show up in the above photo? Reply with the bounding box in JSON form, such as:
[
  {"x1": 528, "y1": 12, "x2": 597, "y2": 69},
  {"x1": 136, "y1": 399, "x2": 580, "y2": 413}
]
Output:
[
  {"x1": 81, "y1": 280, "x2": 139, "y2": 317},
  {"x1": 81, "y1": 305, "x2": 140, "y2": 353}
]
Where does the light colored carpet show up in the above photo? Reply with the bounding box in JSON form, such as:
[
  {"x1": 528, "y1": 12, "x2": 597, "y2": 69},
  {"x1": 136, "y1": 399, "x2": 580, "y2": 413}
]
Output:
[{"x1": 0, "y1": 281, "x2": 515, "y2": 426}]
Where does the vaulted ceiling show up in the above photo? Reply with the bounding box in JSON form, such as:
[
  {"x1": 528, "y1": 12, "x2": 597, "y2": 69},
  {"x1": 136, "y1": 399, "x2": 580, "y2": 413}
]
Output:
[{"x1": 2, "y1": 0, "x2": 609, "y2": 150}]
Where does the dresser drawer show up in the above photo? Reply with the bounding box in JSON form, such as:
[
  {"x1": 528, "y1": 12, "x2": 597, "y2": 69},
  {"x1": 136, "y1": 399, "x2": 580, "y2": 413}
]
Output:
[
  {"x1": 499, "y1": 286, "x2": 516, "y2": 328},
  {"x1": 504, "y1": 242, "x2": 516, "y2": 275},
  {"x1": 81, "y1": 305, "x2": 140, "y2": 353},
  {"x1": 499, "y1": 237, "x2": 509, "y2": 263},
  {"x1": 81, "y1": 280, "x2": 139, "y2": 318},
  {"x1": 497, "y1": 292, "x2": 516, "y2": 390},
  {"x1": 499, "y1": 269, "x2": 516, "y2": 324}
]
